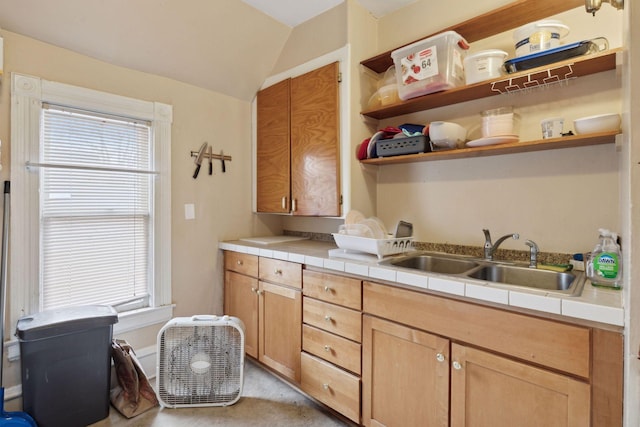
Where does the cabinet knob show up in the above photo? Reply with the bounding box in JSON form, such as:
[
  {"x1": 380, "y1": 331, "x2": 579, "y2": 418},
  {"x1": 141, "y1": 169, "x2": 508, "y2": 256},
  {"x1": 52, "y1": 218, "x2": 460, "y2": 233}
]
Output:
[
  {"x1": 452, "y1": 361, "x2": 462, "y2": 370},
  {"x1": 324, "y1": 286, "x2": 331, "y2": 293},
  {"x1": 324, "y1": 345, "x2": 332, "y2": 353},
  {"x1": 236, "y1": 260, "x2": 243, "y2": 266},
  {"x1": 274, "y1": 269, "x2": 282, "y2": 275},
  {"x1": 322, "y1": 383, "x2": 330, "y2": 391},
  {"x1": 281, "y1": 196, "x2": 287, "y2": 210},
  {"x1": 436, "y1": 353, "x2": 445, "y2": 363},
  {"x1": 292, "y1": 198, "x2": 297, "y2": 212},
  {"x1": 256, "y1": 290, "x2": 263, "y2": 296},
  {"x1": 324, "y1": 315, "x2": 332, "y2": 323},
  {"x1": 251, "y1": 287, "x2": 257, "y2": 293}
]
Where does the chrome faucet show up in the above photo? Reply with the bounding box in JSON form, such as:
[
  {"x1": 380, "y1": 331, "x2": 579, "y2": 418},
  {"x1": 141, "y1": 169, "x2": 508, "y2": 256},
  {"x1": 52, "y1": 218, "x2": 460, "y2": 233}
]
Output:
[
  {"x1": 525, "y1": 240, "x2": 539, "y2": 269},
  {"x1": 483, "y1": 229, "x2": 519, "y2": 261},
  {"x1": 585, "y1": 0, "x2": 623, "y2": 16}
]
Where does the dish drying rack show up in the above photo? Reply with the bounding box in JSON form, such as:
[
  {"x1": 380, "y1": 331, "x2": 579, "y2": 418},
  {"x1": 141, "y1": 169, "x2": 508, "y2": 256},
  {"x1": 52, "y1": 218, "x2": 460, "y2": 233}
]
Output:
[{"x1": 332, "y1": 233, "x2": 414, "y2": 260}]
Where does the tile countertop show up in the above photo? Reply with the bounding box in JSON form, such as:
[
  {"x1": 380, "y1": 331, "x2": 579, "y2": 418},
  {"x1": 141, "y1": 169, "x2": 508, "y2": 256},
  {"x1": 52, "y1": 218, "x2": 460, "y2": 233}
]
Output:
[{"x1": 219, "y1": 239, "x2": 624, "y2": 327}]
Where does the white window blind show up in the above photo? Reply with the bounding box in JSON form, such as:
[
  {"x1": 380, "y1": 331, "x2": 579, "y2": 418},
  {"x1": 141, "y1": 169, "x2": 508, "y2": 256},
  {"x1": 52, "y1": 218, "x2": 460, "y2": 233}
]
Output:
[{"x1": 40, "y1": 105, "x2": 154, "y2": 310}]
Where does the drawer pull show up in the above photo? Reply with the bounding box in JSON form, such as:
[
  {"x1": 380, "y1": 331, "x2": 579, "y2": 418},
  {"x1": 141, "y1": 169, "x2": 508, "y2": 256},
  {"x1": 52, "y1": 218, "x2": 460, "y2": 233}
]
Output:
[
  {"x1": 452, "y1": 361, "x2": 462, "y2": 370},
  {"x1": 324, "y1": 315, "x2": 333, "y2": 323},
  {"x1": 324, "y1": 345, "x2": 332, "y2": 353},
  {"x1": 236, "y1": 260, "x2": 243, "y2": 266},
  {"x1": 274, "y1": 269, "x2": 283, "y2": 275},
  {"x1": 322, "y1": 383, "x2": 330, "y2": 391},
  {"x1": 324, "y1": 286, "x2": 331, "y2": 293},
  {"x1": 436, "y1": 353, "x2": 445, "y2": 363}
]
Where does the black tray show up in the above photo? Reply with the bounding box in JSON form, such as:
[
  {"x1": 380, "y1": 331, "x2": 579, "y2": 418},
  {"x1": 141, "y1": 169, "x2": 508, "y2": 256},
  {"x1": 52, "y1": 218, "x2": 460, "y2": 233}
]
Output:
[{"x1": 504, "y1": 41, "x2": 595, "y2": 73}]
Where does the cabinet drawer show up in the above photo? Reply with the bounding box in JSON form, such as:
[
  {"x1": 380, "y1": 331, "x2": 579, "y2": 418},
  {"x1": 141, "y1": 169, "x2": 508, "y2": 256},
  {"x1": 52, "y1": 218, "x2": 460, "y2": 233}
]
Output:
[
  {"x1": 303, "y1": 324, "x2": 361, "y2": 375},
  {"x1": 301, "y1": 352, "x2": 360, "y2": 423},
  {"x1": 259, "y1": 258, "x2": 302, "y2": 288},
  {"x1": 303, "y1": 297, "x2": 362, "y2": 343},
  {"x1": 224, "y1": 251, "x2": 258, "y2": 277},
  {"x1": 363, "y1": 281, "x2": 591, "y2": 378},
  {"x1": 303, "y1": 270, "x2": 361, "y2": 310}
]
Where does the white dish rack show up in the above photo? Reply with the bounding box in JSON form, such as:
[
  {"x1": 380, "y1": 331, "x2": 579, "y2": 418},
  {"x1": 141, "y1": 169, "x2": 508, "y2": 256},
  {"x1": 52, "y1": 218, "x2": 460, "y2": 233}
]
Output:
[{"x1": 332, "y1": 233, "x2": 414, "y2": 259}]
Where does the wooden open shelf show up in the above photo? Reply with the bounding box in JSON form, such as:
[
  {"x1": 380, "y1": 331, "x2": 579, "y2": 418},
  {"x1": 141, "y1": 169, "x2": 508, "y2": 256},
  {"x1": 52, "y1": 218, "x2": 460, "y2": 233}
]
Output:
[
  {"x1": 361, "y1": 49, "x2": 619, "y2": 120},
  {"x1": 358, "y1": 0, "x2": 622, "y2": 167},
  {"x1": 361, "y1": 0, "x2": 585, "y2": 73},
  {"x1": 359, "y1": 131, "x2": 618, "y2": 165}
]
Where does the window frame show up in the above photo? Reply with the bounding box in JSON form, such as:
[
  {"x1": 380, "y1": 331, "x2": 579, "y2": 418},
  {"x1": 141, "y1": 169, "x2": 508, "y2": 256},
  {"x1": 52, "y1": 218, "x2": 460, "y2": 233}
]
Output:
[{"x1": 10, "y1": 73, "x2": 173, "y2": 333}]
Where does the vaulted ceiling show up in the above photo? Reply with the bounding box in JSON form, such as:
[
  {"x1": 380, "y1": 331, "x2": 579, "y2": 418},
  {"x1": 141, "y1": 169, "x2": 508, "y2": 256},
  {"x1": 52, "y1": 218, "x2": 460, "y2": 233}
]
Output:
[{"x1": 0, "y1": 0, "x2": 415, "y2": 100}]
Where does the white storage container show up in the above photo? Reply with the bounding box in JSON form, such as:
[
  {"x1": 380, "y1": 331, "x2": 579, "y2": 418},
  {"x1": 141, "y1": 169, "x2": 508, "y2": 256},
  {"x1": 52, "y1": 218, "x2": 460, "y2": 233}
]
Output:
[
  {"x1": 391, "y1": 31, "x2": 469, "y2": 101},
  {"x1": 463, "y1": 49, "x2": 508, "y2": 84}
]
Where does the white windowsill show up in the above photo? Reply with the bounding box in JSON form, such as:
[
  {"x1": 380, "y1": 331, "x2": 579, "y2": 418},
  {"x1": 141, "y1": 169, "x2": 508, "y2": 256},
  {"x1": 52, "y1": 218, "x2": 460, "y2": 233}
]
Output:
[{"x1": 7, "y1": 304, "x2": 174, "y2": 361}]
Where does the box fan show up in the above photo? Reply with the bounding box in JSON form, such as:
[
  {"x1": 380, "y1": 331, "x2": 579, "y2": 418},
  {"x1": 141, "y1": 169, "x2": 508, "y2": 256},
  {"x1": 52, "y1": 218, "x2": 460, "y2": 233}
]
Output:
[{"x1": 156, "y1": 315, "x2": 245, "y2": 408}]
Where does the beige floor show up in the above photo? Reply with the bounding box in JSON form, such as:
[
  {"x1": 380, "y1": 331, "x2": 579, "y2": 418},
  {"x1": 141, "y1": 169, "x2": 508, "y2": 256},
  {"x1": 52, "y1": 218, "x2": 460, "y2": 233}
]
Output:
[{"x1": 90, "y1": 358, "x2": 353, "y2": 427}]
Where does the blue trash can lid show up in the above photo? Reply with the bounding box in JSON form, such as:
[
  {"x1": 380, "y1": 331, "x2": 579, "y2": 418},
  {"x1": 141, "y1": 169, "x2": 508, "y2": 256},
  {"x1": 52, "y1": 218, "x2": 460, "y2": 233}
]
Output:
[{"x1": 15, "y1": 305, "x2": 118, "y2": 341}]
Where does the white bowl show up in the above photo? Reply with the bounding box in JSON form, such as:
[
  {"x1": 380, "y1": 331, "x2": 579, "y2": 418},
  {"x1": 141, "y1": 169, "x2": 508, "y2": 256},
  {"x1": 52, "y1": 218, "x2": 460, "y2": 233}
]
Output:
[
  {"x1": 429, "y1": 121, "x2": 467, "y2": 149},
  {"x1": 573, "y1": 113, "x2": 621, "y2": 135}
]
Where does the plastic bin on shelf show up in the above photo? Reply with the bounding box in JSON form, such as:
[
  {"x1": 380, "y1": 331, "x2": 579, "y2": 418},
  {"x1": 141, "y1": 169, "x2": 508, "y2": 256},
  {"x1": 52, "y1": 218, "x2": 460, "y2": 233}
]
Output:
[
  {"x1": 391, "y1": 31, "x2": 469, "y2": 101},
  {"x1": 16, "y1": 305, "x2": 118, "y2": 427}
]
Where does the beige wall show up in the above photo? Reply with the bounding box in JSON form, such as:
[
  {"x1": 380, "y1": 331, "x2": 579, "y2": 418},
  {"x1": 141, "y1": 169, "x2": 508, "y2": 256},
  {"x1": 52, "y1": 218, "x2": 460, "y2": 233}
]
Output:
[{"x1": 0, "y1": 30, "x2": 282, "y2": 390}]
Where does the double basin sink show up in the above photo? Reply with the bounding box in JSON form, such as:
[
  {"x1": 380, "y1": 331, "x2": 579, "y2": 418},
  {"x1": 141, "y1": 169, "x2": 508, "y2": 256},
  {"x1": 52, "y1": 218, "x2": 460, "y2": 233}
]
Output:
[{"x1": 380, "y1": 252, "x2": 585, "y2": 297}]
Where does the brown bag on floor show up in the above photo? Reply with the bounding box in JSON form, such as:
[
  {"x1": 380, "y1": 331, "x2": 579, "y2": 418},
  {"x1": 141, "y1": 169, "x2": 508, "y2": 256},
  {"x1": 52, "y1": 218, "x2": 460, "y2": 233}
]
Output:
[{"x1": 110, "y1": 339, "x2": 159, "y2": 418}]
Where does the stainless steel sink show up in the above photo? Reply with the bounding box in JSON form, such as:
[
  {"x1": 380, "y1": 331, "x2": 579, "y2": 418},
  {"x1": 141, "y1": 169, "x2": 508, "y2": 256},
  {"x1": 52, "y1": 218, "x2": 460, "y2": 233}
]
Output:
[
  {"x1": 380, "y1": 252, "x2": 585, "y2": 297},
  {"x1": 383, "y1": 254, "x2": 479, "y2": 275},
  {"x1": 467, "y1": 264, "x2": 585, "y2": 296}
]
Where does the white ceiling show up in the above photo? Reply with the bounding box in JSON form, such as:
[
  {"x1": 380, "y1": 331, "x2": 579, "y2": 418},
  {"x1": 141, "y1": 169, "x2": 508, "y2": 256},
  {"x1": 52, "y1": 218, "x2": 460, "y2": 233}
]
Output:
[
  {"x1": 241, "y1": 0, "x2": 416, "y2": 27},
  {"x1": 0, "y1": 0, "x2": 416, "y2": 100}
]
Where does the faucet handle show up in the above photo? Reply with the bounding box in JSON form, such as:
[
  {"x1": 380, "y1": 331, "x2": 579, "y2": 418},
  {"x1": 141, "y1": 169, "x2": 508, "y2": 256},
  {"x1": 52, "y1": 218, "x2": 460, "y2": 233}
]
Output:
[{"x1": 525, "y1": 240, "x2": 539, "y2": 268}]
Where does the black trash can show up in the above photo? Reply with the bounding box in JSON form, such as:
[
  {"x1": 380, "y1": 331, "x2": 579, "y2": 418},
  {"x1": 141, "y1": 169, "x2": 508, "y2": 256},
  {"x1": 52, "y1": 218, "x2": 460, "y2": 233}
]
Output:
[{"x1": 15, "y1": 305, "x2": 118, "y2": 427}]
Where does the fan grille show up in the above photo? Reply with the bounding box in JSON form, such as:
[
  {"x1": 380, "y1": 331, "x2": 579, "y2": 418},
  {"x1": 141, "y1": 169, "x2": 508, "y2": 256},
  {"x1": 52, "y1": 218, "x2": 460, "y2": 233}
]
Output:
[{"x1": 158, "y1": 322, "x2": 244, "y2": 407}]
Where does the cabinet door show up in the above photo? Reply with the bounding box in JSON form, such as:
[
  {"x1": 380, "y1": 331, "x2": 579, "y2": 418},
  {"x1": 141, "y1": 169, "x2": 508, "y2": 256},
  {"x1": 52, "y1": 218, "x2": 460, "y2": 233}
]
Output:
[
  {"x1": 450, "y1": 343, "x2": 590, "y2": 427},
  {"x1": 224, "y1": 271, "x2": 259, "y2": 358},
  {"x1": 362, "y1": 315, "x2": 449, "y2": 427},
  {"x1": 256, "y1": 78, "x2": 290, "y2": 213},
  {"x1": 290, "y1": 62, "x2": 341, "y2": 216},
  {"x1": 259, "y1": 280, "x2": 302, "y2": 383}
]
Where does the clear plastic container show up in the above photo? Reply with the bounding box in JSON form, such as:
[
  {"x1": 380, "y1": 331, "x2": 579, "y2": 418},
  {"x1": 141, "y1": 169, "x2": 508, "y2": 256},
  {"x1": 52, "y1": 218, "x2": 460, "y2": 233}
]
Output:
[{"x1": 391, "y1": 31, "x2": 468, "y2": 101}]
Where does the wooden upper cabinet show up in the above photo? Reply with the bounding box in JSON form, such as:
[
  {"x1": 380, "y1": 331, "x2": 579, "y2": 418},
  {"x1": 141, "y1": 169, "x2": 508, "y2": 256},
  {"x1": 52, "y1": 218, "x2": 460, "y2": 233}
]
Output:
[
  {"x1": 256, "y1": 79, "x2": 291, "y2": 213},
  {"x1": 256, "y1": 62, "x2": 341, "y2": 216},
  {"x1": 290, "y1": 62, "x2": 341, "y2": 216}
]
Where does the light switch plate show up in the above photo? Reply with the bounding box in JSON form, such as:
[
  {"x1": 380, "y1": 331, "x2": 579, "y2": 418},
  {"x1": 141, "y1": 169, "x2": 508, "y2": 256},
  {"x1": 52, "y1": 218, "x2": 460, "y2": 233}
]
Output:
[{"x1": 184, "y1": 203, "x2": 195, "y2": 220}]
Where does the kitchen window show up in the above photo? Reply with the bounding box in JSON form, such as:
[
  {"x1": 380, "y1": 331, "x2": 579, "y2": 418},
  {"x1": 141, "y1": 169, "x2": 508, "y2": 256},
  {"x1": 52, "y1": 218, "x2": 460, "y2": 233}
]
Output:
[{"x1": 10, "y1": 73, "x2": 173, "y2": 332}]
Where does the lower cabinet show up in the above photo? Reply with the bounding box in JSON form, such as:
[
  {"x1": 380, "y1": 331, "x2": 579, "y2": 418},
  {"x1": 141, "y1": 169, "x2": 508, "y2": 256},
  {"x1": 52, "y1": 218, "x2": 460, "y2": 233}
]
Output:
[
  {"x1": 224, "y1": 252, "x2": 302, "y2": 383},
  {"x1": 300, "y1": 270, "x2": 362, "y2": 423},
  {"x1": 301, "y1": 352, "x2": 360, "y2": 422},
  {"x1": 259, "y1": 280, "x2": 302, "y2": 383},
  {"x1": 224, "y1": 252, "x2": 623, "y2": 426},
  {"x1": 362, "y1": 314, "x2": 591, "y2": 427},
  {"x1": 450, "y1": 343, "x2": 590, "y2": 427},
  {"x1": 362, "y1": 315, "x2": 450, "y2": 427},
  {"x1": 224, "y1": 270, "x2": 259, "y2": 358}
]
